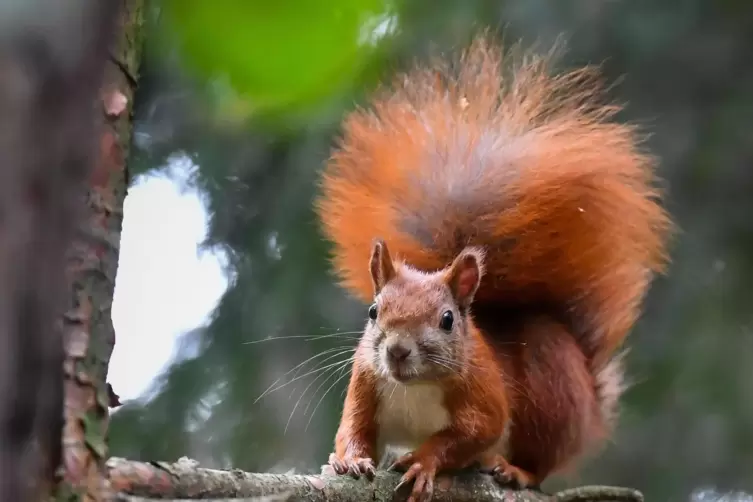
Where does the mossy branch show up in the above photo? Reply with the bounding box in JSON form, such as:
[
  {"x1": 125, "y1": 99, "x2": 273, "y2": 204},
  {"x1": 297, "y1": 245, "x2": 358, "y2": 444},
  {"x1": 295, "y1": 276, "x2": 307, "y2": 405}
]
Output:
[{"x1": 106, "y1": 457, "x2": 643, "y2": 502}]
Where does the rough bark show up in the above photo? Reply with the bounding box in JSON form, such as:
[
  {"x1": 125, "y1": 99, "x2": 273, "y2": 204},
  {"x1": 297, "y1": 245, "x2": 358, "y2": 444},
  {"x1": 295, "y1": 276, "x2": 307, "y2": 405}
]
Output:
[
  {"x1": 105, "y1": 458, "x2": 643, "y2": 502},
  {"x1": 59, "y1": 0, "x2": 146, "y2": 501},
  {"x1": 0, "y1": 1, "x2": 118, "y2": 501}
]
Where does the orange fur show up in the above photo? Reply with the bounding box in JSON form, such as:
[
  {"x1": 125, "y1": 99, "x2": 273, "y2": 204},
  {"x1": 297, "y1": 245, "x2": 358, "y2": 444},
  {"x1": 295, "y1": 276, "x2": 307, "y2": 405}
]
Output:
[
  {"x1": 479, "y1": 312, "x2": 606, "y2": 482},
  {"x1": 317, "y1": 36, "x2": 671, "y2": 368},
  {"x1": 334, "y1": 354, "x2": 379, "y2": 462},
  {"x1": 320, "y1": 35, "x2": 672, "y2": 497}
]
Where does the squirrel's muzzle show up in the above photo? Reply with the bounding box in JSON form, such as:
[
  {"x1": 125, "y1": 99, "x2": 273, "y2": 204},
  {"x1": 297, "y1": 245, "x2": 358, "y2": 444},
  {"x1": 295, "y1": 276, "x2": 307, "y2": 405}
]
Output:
[{"x1": 386, "y1": 338, "x2": 412, "y2": 364}]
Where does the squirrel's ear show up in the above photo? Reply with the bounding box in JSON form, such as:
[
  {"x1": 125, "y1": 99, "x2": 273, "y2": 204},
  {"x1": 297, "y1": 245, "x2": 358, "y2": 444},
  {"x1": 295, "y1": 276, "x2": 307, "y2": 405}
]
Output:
[
  {"x1": 446, "y1": 247, "x2": 485, "y2": 310},
  {"x1": 369, "y1": 239, "x2": 396, "y2": 295}
]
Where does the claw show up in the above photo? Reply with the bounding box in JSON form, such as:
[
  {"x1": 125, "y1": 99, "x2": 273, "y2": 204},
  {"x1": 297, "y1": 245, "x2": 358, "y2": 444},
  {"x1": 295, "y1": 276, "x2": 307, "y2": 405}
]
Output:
[
  {"x1": 394, "y1": 475, "x2": 412, "y2": 492},
  {"x1": 327, "y1": 453, "x2": 347, "y2": 475},
  {"x1": 388, "y1": 451, "x2": 415, "y2": 473},
  {"x1": 481, "y1": 454, "x2": 537, "y2": 489},
  {"x1": 347, "y1": 463, "x2": 360, "y2": 479},
  {"x1": 393, "y1": 460, "x2": 437, "y2": 502},
  {"x1": 359, "y1": 459, "x2": 376, "y2": 481},
  {"x1": 327, "y1": 453, "x2": 376, "y2": 481}
]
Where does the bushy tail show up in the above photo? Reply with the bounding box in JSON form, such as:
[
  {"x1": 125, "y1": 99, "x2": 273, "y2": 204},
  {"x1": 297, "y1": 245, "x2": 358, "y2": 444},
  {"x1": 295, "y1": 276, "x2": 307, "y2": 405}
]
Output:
[
  {"x1": 593, "y1": 351, "x2": 629, "y2": 435},
  {"x1": 317, "y1": 35, "x2": 672, "y2": 369}
]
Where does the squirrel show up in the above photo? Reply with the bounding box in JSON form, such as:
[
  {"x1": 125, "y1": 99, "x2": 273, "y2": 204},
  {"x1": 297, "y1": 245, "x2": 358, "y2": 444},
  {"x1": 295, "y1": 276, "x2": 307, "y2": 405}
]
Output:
[{"x1": 316, "y1": 35, "x2": 672, "y2": 502}]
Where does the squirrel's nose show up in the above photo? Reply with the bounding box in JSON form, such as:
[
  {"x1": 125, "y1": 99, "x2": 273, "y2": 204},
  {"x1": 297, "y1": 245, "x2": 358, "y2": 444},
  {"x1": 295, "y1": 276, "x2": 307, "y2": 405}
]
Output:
[{"x1": 386, "y1": 341, "x2": 412, "y2": 363}]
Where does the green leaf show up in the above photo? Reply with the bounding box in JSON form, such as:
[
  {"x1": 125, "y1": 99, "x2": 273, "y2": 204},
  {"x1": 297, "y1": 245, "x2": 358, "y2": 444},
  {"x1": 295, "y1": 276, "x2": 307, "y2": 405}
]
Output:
[{"x1": 163, "y1": 0, "x2": 394, "y2": 113}]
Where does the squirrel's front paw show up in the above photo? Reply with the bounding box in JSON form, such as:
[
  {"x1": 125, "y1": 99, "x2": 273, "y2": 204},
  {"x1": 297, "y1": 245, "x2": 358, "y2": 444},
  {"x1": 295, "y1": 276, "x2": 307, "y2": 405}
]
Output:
[
  {"x1": 327, "y1": 453, "x2": 376, "y2": 480},
  {"x1": 389, "y1": 452, "x2": 438, "y2": 502}
]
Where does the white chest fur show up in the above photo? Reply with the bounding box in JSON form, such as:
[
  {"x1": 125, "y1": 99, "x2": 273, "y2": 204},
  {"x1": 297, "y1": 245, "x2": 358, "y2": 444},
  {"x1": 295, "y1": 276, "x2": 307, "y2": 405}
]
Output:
[{"x1": 375, "y1": 380, "x2": 451, "y2": 455}]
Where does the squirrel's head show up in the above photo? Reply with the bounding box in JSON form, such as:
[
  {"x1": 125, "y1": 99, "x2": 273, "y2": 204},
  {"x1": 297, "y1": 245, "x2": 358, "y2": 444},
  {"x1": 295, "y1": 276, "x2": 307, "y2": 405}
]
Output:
[{"x1": 362, "y1": 239, "x2": 485, "y2": 384}]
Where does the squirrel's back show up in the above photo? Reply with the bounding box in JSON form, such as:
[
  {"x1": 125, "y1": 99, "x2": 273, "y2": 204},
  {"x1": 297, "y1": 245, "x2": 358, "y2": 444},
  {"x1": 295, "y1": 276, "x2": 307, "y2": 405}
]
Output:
[{"x1": 317, "y1": 36, "x2": 671, "y2": 367}]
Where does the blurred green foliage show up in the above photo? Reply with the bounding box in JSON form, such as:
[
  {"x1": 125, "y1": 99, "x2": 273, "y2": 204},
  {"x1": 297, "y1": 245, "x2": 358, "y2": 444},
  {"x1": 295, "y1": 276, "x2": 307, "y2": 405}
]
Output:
[
  {"x1": 110, "y1": 1, "x2": 753, "y2": 501},
  {"x1": 162, "y1": 0, "x2": 393, "y2": 118}
]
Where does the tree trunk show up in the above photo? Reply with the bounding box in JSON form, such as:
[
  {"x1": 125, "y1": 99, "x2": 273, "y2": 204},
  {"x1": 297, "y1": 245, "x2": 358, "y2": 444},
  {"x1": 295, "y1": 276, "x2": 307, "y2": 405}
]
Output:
[
  {"x1": 58, "y1": 1, "x2": 146, "y2": 501},
  {"x1": 0, "y1": 1, "x2": 118, "y2": 501}
]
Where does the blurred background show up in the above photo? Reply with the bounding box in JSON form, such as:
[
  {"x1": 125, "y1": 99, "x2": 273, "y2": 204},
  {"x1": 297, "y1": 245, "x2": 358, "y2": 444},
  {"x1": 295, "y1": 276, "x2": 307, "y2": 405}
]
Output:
[{"x1": 106, "y1": 2, "x2": 753, "y2": 501}]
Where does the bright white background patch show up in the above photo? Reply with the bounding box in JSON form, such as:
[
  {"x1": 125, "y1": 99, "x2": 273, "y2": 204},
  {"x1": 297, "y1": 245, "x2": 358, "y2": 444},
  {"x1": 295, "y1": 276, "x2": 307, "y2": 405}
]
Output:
[{"x1": 110, "y1": 157, "x2": 228, "y2": 402}]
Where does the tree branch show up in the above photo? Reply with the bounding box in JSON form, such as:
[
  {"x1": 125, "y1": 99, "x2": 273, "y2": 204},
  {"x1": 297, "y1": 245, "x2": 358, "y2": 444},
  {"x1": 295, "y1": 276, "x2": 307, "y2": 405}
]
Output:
[{"x1": 105, "y1": 457, "x2": 643, "y2": 502}]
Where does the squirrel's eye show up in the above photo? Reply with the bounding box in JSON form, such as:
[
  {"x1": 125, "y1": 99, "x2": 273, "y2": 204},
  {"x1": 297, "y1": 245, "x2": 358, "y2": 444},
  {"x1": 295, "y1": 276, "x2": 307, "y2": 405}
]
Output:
[
  {"x1": 368, "y1": 303, "x2": 378, "y2": 321},
  {"x1": 439, "y1": 310, "x2": 454, "y2": 331}
]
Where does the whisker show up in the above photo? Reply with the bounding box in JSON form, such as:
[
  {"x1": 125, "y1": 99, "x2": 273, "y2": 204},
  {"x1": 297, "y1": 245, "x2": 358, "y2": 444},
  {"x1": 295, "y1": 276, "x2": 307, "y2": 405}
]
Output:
[
  {"x1": 243, "y1": 331, "x2": 362, "y2": 345},
  {"x1": 255, "y1": 346, "x2": 353, "y2": 403},
  {"x1": 254, "y1": 348, "x2": 356, "y2": 403},
  {"x1": 432, "y1": 354, "x2": 485, "y2": 372},
  {"x1": 426, "y1": 354, "x2": 463, "y2": 370},
  {"x1": 301, "y1": 357, "x2": 354, "y2": 418},
  {"x1": 281, "y1": 345, "x2": 352, "y2": 381},
  {"x1": 285, "y1": 369, "x2": 336, "y2": 434},
  {"x1": 388, "y1": 379, "x2": 398, "y2": 401},
  {"x1": 427, "y1": 356, "x2": 458, "y2": 376},
  {"x1": 284, "y1": 356, "x2": 354, "y2": 434},
  {"x1": 274, "y1": 350, "x2": 355, "y2": 399},
  {"x1": 305, "y1": 363, "x2": 353, "y2": 432}
]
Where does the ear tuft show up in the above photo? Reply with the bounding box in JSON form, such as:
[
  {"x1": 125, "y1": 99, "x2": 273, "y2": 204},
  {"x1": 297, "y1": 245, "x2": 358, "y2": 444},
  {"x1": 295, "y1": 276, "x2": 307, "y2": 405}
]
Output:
[
  {"x1": 446, "y1": 247, "x2": 485, "y2": 309},
  {"x1": 369, "y1": 238, "x2": 396, "y2": 295}
]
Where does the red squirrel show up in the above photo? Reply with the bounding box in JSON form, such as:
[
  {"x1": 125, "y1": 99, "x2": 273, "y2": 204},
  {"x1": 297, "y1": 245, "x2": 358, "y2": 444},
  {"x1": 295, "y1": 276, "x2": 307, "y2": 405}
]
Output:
[{"x1": 316, "y1": 36, "x2": 672, "y2": 502}]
